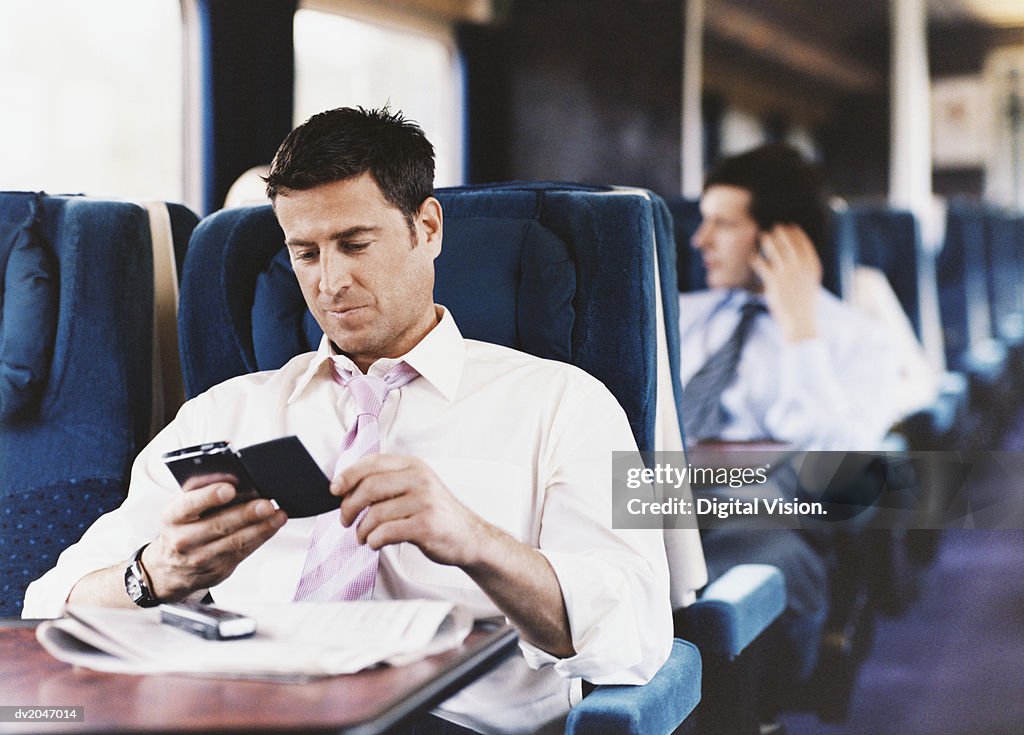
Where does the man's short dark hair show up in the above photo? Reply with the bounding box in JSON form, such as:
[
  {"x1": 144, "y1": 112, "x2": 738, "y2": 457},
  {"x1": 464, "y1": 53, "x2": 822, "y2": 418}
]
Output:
[
  {"x1": 265, "y1": 106, "x2": 435, "y2": 219},
  {"x1": 705, "y1": 144, "x2": 828, "y2": 250}
]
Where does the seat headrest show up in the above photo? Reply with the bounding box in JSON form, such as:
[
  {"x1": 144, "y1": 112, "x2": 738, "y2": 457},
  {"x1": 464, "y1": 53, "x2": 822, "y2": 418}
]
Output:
[
  {"x1": 249, "y1": 213, "x2": 576, "y2": 369},
  {"x1": 835, "y1": 207, "x2": 921, "y2": 336},
  {"x1": 0, "y1": 192, "x2": 58, "y2": 420}
]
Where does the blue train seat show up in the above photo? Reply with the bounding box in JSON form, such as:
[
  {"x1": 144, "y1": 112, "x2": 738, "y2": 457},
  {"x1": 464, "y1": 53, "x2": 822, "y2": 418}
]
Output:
[
  {"x1": 433, "y1": 188, "x2": 787, "y2": 717},
  {"x1": 1, "y1": 194, "x2": 158, "y2": 616},
  {"x1": 984, "y1": 210, "x2": 1024, "y2": 357},
  {"x1": 831, "y1": 205, "x2": 968, "y2": 449},
  {"x1": 668, "y1": 198, "x2": 708, "y2": 293},
  {"x1": 937, "y1": 200, "x2": 1015, "y2": 442},
  {"x1": 178, "y1": 184, "x2": 704, "y2": 734}
]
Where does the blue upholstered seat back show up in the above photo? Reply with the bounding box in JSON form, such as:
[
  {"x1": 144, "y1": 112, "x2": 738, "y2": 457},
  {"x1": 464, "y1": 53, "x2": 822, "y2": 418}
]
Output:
[
  {"x1": 833, "y1": 206, "x2": 923, "y2": 337},
  {"x1": 666, "y1": 198, "x2": 707, "y2": 293},
  {"x1": 167, "y1": 202, "x2": 201, "y2": 282},
  {"x1": 0, "y1": 193, "x2": 56, "y2": 421},
  {"x1": 938, "y1": 202, "x2": 992, "y2": 366},
  {"x1": 0, "y1": 194, "x2": 156, "y2": 616},
  {"x1": 983, "y1": 211, "x2": 1024, "y2": 339},
  {"x1": 179, "y1": 183, "x2": 669, "y2": 452}
]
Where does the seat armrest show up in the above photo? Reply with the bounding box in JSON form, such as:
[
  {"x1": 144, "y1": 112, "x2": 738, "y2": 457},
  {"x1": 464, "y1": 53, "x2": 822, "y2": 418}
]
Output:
[
  {"x1": 897, "y1": 371, "x2": 968, "y2": 441},
  {"x1": 961, "y1": 339, "x2": 1008, "y2": 387},
  {"x1": 677, "y1": 564, "x2": 786, "y2": 659},
  {"x1": 565, "y1": 639, "x2": 701, "y2": 735}
]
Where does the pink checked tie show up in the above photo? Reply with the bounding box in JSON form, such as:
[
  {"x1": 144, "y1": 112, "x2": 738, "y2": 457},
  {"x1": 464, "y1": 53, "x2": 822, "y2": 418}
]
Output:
[{"x1": 292, "y1": 360, "x2": 420, "y2": 601}]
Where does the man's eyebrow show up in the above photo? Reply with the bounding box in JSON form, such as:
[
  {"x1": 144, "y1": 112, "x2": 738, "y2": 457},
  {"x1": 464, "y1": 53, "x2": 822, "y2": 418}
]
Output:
[{"x1": 285, "y1": 225, "x2": 381, "y2": 249}]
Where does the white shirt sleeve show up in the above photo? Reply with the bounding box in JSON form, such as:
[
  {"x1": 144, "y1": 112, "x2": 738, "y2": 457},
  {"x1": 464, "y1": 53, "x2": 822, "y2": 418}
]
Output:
[
  {"x1": 517, "y1": 381, "x2": 673, "y2": 685},
  {"x1": 766, "y1": 300, "x2": 904, "y2": 451}
]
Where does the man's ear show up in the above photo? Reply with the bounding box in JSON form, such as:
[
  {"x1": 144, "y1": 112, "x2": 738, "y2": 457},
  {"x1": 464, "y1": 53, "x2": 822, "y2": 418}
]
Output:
[{"x1": 415, "y1": 197, "x2": 443, "y2": 258}]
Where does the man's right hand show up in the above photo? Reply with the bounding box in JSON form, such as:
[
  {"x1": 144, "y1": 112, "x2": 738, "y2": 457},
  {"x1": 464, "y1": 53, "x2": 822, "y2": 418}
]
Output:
[
  {"x1": 141, "y1": 480, "x2": 287, "y2": 602},
  {"x1": 748, "y1": 223, "x2": 822, "y2": 342}
]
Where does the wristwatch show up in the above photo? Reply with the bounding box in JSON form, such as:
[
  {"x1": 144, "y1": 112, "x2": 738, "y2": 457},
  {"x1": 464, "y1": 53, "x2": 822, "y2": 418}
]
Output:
[{"x1": 124, "y1": 543, "x2": 160, "y2": 607}]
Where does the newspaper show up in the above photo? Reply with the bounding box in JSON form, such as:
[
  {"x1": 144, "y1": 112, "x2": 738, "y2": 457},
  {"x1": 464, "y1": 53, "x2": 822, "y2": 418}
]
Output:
[{"x1": 36, "y1": 600, "x2": 473, "y2": 681}]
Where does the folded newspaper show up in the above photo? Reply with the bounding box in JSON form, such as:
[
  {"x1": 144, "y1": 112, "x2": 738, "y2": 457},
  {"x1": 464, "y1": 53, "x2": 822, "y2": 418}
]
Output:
[{"x1": 37, "y1": 600, "x2": 474, "y2": 680}]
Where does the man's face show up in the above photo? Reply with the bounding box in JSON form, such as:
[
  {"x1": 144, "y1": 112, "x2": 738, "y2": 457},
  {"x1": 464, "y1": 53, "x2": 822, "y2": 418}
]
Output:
[
  {"x1": 692, "y1": 184, "x2": 761, "y2": 290},
  {"x1": 274, "y1": 173, "x2": 442, "y2": 372}
]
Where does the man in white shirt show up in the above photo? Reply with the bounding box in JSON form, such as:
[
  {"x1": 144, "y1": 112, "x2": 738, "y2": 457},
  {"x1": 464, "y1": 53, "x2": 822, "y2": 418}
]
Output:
[
  {"x1": 680, "y1": 145, "x2": 902, "y2": 450},
  {"x1": 24, "y1": 107, "x2": 672, "y2": 735},
  {"x1": 679, "y1": 144, "x2": 901, "y2": 698}
]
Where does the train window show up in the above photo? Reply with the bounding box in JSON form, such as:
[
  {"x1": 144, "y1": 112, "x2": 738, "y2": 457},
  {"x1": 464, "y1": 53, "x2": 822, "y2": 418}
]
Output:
[
  {"x1": 0, "y1": 0, "x2": 183, "y2": 200},
  {"x1": 720, "y1": 107, "x2": 767, "y2": 155},
  {"x1": 787, "y1": 125, "x2": 822, "y2": 162},
  {"x1": 293, "y1": 5, "x2": 464, "y2": 186}
]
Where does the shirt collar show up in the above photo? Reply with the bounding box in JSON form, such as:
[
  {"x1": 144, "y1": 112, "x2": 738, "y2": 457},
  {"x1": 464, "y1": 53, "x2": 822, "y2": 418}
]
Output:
[
  {"x1": 706, "y1": 288, "x2": 765, "y2": 320},
  {"x1": 287, "y1": 306, "x2": 465, "y2": 404}
]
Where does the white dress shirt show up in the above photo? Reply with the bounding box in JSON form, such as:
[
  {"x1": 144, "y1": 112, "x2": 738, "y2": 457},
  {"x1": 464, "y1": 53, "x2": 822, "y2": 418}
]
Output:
[
  {"x1": 24, "y1": 308, "x2": 672, "y2": 735},
  {"x1": 678, "y1": 288, "x2": 904, "y2": 451}
]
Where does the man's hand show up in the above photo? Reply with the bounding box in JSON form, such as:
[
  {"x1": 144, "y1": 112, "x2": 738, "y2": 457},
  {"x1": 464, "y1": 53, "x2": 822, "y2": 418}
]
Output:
[
  {"x1": 332, "y1": 454, "x2": 575, "y2": 658},
  {"x1": 749, "y1": 223, "x2": 822, "y2": 342},
  {"x1": 333, "y1": 455, "x2": 487, "y2": 568},
  {"x1": 142, "y1": 480, "x2": 288, "y2": 601}
]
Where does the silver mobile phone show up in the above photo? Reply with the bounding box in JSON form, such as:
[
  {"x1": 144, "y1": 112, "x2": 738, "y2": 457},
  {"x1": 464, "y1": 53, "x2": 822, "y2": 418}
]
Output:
[{"x1": 159, "y1": 602, "x2": 256, "y2": 640}]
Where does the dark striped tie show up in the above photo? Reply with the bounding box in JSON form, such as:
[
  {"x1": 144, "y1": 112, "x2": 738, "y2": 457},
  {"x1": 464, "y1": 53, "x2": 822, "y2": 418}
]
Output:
[{"x1": 681, "y1": 301, "x2": 766, "y2": 442}]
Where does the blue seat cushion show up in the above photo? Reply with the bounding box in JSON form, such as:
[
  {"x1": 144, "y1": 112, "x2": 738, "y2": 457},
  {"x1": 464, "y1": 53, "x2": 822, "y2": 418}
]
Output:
[
  {"x1": 436, "y1": 217, "x2": 574, "y2": 360},
  {"x1": 250, "y1": 215, "x2": 575, "y2": 368},
  {"x1": 0, "y1": 193, "x2": 58, "y2": 420},
  {"x1": 565, "y1": 639, "x2": 702, "y2": 735},
  {"x1": 682, "y1": 563, "x2": 786, "y2": 658},
  {"x1": 251, "y1": 248, "x2": 320, "y2": 370},
  {"x1": 0, "y1": 478, "x2": 125, "y2": 617}
]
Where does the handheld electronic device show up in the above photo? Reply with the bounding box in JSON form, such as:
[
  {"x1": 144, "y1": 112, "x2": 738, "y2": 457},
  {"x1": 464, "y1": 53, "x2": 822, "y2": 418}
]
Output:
[
  {"x1": 161, "y1": 436, "x2": 335, "y2": 517},
  {"x1": 162, "y1": 441, "x2": 259, "y2": 502},
  {"x1": 159, "y1": 602, "x2": 256, "y2": 640}
]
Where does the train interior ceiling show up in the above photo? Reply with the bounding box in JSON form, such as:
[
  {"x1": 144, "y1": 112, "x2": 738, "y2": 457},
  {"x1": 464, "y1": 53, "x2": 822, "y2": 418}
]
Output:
[{"x1": 1, "y1": 1, "x2": 1024, "y2": 735}]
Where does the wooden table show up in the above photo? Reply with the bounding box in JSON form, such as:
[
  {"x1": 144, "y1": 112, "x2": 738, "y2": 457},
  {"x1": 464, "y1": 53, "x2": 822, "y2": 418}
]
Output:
[{"x1": 0, "y1": 619, "x2": 518, "y2": 734}]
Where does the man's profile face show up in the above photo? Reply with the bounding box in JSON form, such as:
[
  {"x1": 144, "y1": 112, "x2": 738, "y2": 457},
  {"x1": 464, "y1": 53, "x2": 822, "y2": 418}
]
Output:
[
  {"x1": 692, "y1": 184, "x2": 761, "y2": 291},
  {"x1": 274, "y1": 172, "x2": 442, "y2": 372}
]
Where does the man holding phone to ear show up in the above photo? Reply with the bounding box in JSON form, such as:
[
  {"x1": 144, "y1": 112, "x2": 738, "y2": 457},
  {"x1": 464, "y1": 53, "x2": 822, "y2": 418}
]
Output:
[
  {"x1": 678, "y1": 144, "x2": 903, "y2": 708},
  {"x1": 680, "y1": 143, "x2": 902, "y2": 449}
]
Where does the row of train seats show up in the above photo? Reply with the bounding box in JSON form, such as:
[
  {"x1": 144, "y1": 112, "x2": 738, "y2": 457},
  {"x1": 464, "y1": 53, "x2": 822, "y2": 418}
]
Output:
[
  {"x1": 671, "y1": 195, "x2": 1024, "y2": 452},
  {"x1": 0, "y1": 184, "x2": 797, "y2": 733},
  {"x1": 667, "y1": 193, "x2": 1024, "y2": 721},
  {"x1": 0, "y1": 192, "x2": 196, "y2": 619}
]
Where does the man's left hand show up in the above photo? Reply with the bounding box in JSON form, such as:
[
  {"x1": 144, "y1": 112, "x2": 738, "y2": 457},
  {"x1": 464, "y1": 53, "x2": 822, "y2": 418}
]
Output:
[
  {"x1": 331, "y1": 454, "x2": 487, "y2": 567},
  {"x1": 332, "y1": 453, "x2": 575, "y2": 658},
  {"x1": 749, "y1": 223, "x2": 822, "y2": 342}
]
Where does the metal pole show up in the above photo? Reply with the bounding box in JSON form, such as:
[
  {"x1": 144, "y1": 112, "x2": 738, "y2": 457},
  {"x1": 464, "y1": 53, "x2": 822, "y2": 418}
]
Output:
[
  {"x1": 682, "y1": 0, "x2": 705, "y2": 198},
  {"x1": 889, "y1": 0, "x2": 932, "y2": 217}
]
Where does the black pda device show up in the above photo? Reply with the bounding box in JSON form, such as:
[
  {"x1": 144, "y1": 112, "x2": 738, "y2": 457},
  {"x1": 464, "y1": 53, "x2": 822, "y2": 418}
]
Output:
[{"x1": 162, "y1": 436, "x2": 336, "y2": 518}]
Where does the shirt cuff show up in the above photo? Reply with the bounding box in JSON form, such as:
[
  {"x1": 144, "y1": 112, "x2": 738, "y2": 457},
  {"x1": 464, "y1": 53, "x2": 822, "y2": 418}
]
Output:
[{"x1": 525, "y1": 548, "x2": 670, "y2": 685}]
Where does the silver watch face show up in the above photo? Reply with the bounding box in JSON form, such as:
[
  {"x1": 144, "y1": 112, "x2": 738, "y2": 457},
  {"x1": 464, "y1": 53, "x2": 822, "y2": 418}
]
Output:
[
  {"x1": 126, "y1": 571, "x2": 143, "y2": 601},
  {"x1": 125, "y1": 561, "x2": 154, "y2": 606}
]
